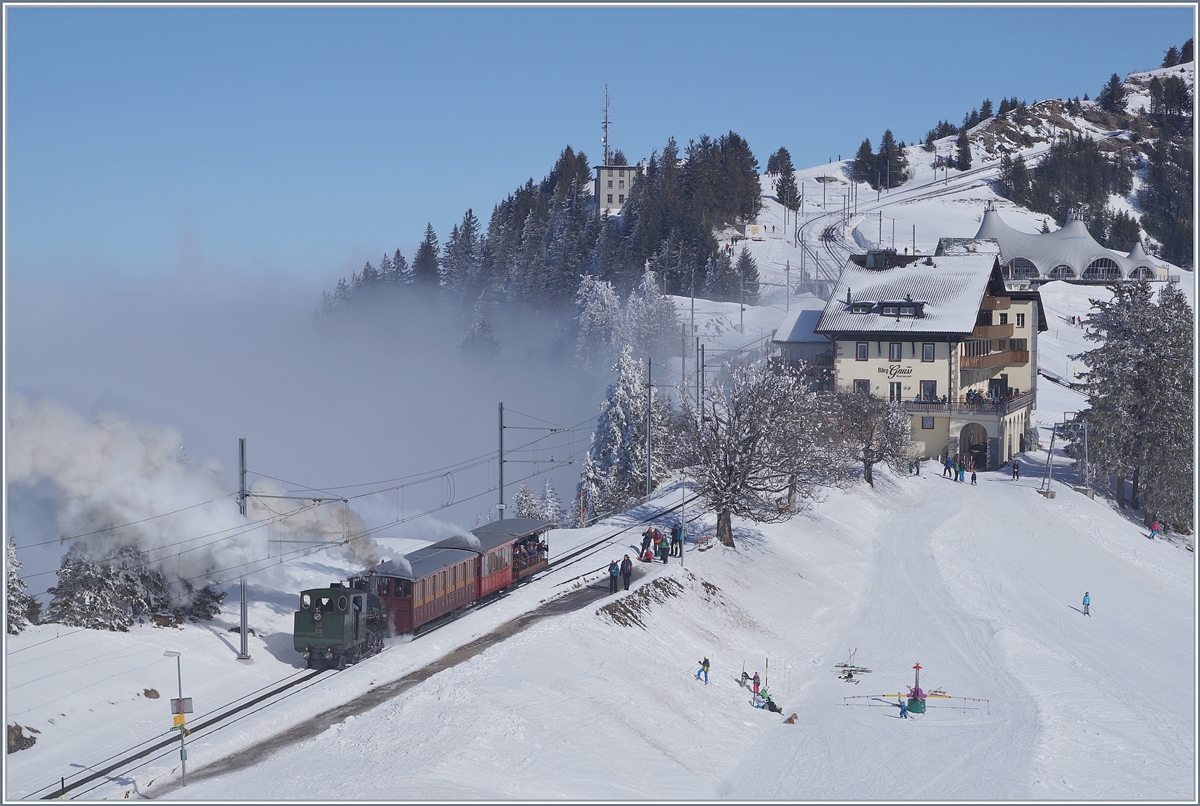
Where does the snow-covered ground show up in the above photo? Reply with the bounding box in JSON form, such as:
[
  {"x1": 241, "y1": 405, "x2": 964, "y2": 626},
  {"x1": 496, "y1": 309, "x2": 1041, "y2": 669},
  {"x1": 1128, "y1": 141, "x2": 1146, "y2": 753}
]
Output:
[{"x1": 5, "y1": 277, "x2": 1194, "y2": 802}]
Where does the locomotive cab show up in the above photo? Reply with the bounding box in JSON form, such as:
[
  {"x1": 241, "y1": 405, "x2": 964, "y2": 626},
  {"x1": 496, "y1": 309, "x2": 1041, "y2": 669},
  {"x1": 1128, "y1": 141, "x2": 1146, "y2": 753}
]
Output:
[{"x1": 294, "y1": 584, "x2": 384, "y2": 669}]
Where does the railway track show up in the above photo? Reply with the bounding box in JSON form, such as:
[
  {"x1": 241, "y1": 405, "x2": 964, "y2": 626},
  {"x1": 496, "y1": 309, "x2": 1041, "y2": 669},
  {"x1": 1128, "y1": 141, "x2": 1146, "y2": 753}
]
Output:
[{"x1": 32, "y1": 493, "x2": 705, "y2": 799}]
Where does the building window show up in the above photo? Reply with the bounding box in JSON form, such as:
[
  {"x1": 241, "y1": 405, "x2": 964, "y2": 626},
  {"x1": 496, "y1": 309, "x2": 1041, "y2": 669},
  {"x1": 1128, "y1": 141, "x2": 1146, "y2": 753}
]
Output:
[
  {"x1": 619, "y1": 168, "x2": 625, "y2": 176},
  {"x1": 882, "y1": 305, "x2": 898, "y2": 316},
  {"x1": 607, "y1": 194, "x2": 613, "y2": 204},
  {"x1": 619, "y1": 180, "x2": 625, "y2": 189},
  {"x1": 1016, "y1": 313, "x2": 1025, "y2": 328},
  {"x1": 922, "y1": 416, "x2": 935, "y2": 429},
  {"x1": 856, "y1": 342, "x2": 868, "y2": 361},
  {"x1": 618, "y1": 194, "x2": 625, "y2": 203},
  {"x1": 998, "y1": 339, "x2": 1008, "y2": 351},
  {"x1": 889, "y1": 343, "x2": 902, "y2": 362},
  {"x1": 607, "y1": 169, "x2": 613, "y2": 177},
  {"x1": 920, "y1": 380, "x2": 937, "y2": 400},
  {"x1": 999, "y1": 312, "x2": 1009, "y2": 325},
  {"x1": 900, "y1": 306, "x2": 915, "y2": 316},
  {"x1": 922, "y1": 343, "x2": 935, "y2": 362},
  {"x1": 853, "y1": 379, "x2": 870, "y2": 395},
  {"x1": 607, "y1": 180, "x2": 613, "y2": 188}
]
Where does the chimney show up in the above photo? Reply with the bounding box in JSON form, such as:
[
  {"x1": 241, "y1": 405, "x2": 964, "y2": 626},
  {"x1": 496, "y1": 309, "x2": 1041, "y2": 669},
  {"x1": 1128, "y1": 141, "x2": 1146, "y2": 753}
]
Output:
[{"x1": 846, "y1": 288, "x2": 852, "y2": 304}]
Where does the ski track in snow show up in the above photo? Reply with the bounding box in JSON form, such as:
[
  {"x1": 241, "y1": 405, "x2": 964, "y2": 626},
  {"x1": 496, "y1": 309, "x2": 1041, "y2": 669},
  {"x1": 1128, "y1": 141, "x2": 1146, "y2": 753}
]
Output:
[{"x1": 5, "y1": 154, "x2": 1196, "y2": 800}]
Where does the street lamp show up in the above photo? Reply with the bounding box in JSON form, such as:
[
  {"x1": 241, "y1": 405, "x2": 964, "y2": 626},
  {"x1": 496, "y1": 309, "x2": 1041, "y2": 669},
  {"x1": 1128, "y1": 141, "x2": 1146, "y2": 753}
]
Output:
[{"x1": 163, "y1": 651, "x2": 186, "y2": 787}]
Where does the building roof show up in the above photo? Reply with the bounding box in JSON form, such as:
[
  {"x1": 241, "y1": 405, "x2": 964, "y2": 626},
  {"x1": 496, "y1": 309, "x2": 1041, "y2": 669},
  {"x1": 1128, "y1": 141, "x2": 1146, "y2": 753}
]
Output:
[
  {"x1": 772, "y1": 308, "x2": 827, "y2": 345},
  {"x1": 375, "y1": 546, "x2": 477, "y2": 581},
  {"x1": 815, "y1": 253, "x2": 1002, "y2": 337},
  {"x1": 975, "y1": 208, "x2": 1163, "y2": 279}
]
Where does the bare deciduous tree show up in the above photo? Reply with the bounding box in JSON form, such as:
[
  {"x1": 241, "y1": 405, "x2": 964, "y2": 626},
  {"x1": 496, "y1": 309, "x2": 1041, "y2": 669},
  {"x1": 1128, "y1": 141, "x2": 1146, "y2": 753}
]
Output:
[
  {"x1": 832, "y1": 392, "x2": 914, "y2": 487},
  {"x1": 688, "y1": 363, "x2": 849, "y2": 547}
]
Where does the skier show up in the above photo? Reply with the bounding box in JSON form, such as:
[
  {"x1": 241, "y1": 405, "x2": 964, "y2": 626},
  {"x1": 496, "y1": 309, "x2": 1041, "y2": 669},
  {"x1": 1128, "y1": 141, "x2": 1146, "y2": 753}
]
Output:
[
  {"x1": 1012, "y1": 461, "x2": 1020, "y2": 480},
  {"x1": 944, "y1": 457, "x2": 953, "y2": 478},
  {"x1": 752, "y1": 672, "x2": 761, "y2": 696},
  {"x1": 1147, "y1": 521, "x2": 1161, "y2": 539},
  {"x1": 1082, "y1": 591, "x2": 1090, "y2": 616},
  {"x1": 620, "y1": 554, "x2": 633, "y2": 591},
  {"x1": 659, "y1": 534, "x2": 670, "y2": 564},
  {"x1": 608, "y1": 560, "x2": 619, "y2": 594},
  {"x1": 898, "y1": 698, "x2": 909, "y2": 719},
  {"x1": 640, "y1": 528, "x2": 653, "y2": 557},
  {"x1": 970, "y1": 469, "x2": 977, "y2": 485},
  {"x1": 695, "y1": 656, "x2": 710, "y2": 684}
]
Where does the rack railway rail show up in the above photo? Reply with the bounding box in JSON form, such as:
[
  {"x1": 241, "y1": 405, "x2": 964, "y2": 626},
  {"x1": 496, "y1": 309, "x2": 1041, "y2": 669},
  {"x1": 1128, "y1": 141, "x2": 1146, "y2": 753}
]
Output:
[{"x1": 33, "y1": 493, "x2": 704, "y2": 800}]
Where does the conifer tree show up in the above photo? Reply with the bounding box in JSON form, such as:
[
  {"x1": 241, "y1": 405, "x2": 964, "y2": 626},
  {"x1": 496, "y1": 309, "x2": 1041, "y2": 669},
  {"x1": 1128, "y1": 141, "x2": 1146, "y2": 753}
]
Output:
[
  {"x1": 412, "y1": 223, "x2": 441, "y2": 288},
  {"x1": 574, "y1": 274, "x2": 621, "y2": 373},
  {"x1": 6, "y1": 534, "x2": 39, "y2": 634},
  {"x1": 577, "y1": 346, "x2": 672, "y2": 520},
  {"x1": 770, "y1": 147, "x2": 800, "y2": 211},
  {"x1": 539, "y1": 479, "x2": 563, "y2": 527},
  {"x1": 735, "y1": 247, "x2": 760, "y2": 306},
  {"x1": 955, "y1": 131, "x2": 972, "y2": 171},
  {"x1": 511, "y1": 483, "x2": 539, "y2": 519},
  {"x1": 1097, "y1": 73, "x2": 1128, "y2": 114}
]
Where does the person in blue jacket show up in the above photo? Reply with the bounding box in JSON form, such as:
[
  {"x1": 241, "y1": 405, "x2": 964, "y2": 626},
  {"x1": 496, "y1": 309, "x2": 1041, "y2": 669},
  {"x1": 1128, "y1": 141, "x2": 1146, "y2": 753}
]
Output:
[
  {"x1": 608, "y1": 560, "x2": 619, "y2": 594},
  {"x1": 1082, "y1": 591, "x2": 1090, "y2": 616}
]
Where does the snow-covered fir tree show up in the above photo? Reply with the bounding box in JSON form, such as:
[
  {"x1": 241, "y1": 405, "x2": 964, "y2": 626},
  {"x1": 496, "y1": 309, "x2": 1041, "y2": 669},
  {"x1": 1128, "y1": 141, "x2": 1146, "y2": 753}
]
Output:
[
  {"x1": 573, "y1": 275, "x2": 621, "y2": 373},
  {"x1": 6, "y1": 534, "x2": 39, "y2": 634},
  {"x1": 46, "y1": 544, "x2": 225, "y2": 632},
  {"x1": 538, "y1": 479, "x2": 563, "y2": 527},
  {"x1": 613, "y1": 270, "x2": 680, "y2": 362},
  {"x1": 1073, "y1": 280, "x2": 1194, "y2": 530},
  {"x1": 578, "y1": 345, "x2": 672, "y2": 521},
  {"x1": 511, "y1": 483, "x2": 539, "y2": 520}
]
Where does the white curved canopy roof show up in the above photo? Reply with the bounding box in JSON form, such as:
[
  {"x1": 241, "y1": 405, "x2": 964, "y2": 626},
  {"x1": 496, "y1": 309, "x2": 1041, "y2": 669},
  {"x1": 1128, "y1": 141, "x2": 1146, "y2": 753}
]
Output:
[{"x1": 975, "y1": 209, "x2": 1163, "y2": 281}]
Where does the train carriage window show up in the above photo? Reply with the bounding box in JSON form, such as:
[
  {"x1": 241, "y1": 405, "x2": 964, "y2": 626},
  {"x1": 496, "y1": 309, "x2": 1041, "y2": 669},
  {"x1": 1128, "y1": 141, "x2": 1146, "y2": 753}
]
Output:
[
  {"x1": 301, "y1": 593, "x2": 311, "y2": 609},
  {"x1": 337, "y1": 596, "x2": 347, "y2": 611},
  {"x1": 319, "y1": 597, "x2": 334, "y2": 612},
  {"x1": 400, "y1": 579, "x2": 411, "y2": 597}
]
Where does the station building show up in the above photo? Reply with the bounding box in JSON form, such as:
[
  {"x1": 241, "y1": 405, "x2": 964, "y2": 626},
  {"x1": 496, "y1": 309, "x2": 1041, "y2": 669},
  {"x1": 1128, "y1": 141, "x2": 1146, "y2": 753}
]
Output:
[{"x1": 814, "y1": 249, "x2": 1047, "y2": 470}]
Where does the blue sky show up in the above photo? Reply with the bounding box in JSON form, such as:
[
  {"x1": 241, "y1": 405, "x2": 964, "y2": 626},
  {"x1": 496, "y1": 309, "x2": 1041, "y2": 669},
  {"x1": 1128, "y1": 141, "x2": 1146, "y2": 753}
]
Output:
[{"x1": 5, "y1": 4, "x2": 1194, "y2": 288}]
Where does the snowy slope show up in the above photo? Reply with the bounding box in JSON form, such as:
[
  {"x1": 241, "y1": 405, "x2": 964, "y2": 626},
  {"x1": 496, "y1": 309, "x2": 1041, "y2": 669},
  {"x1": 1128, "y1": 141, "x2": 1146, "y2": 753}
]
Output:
[
  {"x1": 6, "y1": 73, "x2": 1196, "y2": 800},
  {"x1": 64, "y1": 388, "x2": 1190, "y2": 801}
]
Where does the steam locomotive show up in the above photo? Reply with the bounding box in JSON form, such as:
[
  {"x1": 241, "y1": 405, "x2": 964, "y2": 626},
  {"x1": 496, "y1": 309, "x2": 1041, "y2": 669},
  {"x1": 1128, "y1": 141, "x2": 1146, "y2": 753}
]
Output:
[{"x1": 293, "y1": 518, "x2": 552, "y2": 669}]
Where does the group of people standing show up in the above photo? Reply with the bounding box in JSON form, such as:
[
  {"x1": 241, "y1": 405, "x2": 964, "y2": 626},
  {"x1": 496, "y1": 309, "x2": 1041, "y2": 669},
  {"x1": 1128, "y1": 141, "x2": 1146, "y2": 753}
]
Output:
[
  {"x1": 943, "y1": 454, "x2": 977, "y2": 484},
  {"x1": 640, "y1": 522, "x2": 685, "y2": 563},
  {"x1": 607, "y1": 521, "x2": 689, "y2": 594}
]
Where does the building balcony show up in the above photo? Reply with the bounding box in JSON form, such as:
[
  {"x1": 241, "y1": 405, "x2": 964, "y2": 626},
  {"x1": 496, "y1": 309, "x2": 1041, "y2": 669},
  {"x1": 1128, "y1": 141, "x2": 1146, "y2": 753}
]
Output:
[
  {"x1": 980, "y1": 296, "x2": 1011, "y2": 310},
  {"x1": 895, "y1": 391, "x2": 1035, "y2": 418},
  {"x1": 960, "y1": 349, "x2": 1029, "y2": 370},
  {"x1": 970, "y1": 323, "x2": 1014, "y2": 339}
]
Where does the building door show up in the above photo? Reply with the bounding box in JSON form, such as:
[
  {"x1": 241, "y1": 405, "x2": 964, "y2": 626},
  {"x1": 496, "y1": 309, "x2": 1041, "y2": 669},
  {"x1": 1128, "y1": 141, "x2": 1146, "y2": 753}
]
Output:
[
  {"x1": 920, "y1": 380, "x2": 937, "y2": 400},
  {"x1": 889, "y1": 382, "x2": 903, "y2": 402}
]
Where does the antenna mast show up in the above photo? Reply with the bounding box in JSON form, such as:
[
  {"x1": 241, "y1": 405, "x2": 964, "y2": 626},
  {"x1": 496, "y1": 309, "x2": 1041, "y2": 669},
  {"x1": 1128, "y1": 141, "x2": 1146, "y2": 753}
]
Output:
[{"x1": 602, "y1": 83, "x2": 611, "y2": 165}]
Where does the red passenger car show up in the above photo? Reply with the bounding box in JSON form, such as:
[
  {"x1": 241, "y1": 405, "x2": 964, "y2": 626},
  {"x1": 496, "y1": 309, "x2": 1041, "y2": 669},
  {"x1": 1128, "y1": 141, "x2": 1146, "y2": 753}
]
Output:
[{"x1": 351, "y1": 519, "x2": 553, "y2": 636}]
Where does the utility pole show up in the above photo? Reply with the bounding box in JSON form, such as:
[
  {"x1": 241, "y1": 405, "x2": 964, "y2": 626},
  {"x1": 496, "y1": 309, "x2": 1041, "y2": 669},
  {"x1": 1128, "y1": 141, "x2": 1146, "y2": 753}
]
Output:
[
  {"x1": 645, "y1": 358, "x2": 652, "y2": 498},
  {"x1": 785, "y1": 260, "x2": 790, "y2": 311},
  {"x1": 498, "y1": 402, "x2": 505, "y2": 519},
  {"x1": 695, "y1": 336, "x2": 701, "y2": 412},
  {"x1": 236, "y1": 439, "x2": 251, "y2": 663}
]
